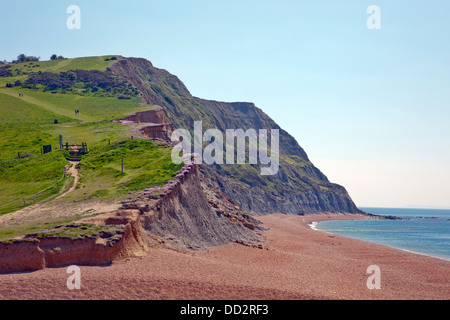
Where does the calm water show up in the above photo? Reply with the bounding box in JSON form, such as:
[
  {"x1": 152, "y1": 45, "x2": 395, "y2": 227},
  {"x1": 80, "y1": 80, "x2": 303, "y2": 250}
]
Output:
[{"x1": 316, "y1": 207, "x2": 450, "y2": 261}]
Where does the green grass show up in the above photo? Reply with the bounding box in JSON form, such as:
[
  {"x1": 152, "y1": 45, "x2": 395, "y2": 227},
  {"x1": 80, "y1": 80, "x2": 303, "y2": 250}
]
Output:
[
  {"x1": 0, "y1": 87, "x2": 152, "y2": 122},
  {"x1": 0, "y1": 126, "x2": 57, "y2": 160},
  {"x1": 0, "y1": 91, "x2": 77, "y2": 126},
  {"x1": 0, "y1": 223, "x2": 61, "y2": 242},
  {"x1": 0, "y1": 117, "x2": 179, "y2": 213},
  {"x1": 0, "y1": 222, "x2": 125, "y2": 244},
  {"x1": 23, "y1": 90, "x2": 148, "y2": 121},
  {"x1": 0, "y1": 55, "x2": 183, "y2": 242},
  {"x1": 0, "y1": 150, "x2": 71, "y2": 214},
  {"x1": 50, "y1": 56, "x2": 123, "y2": 72},
  {"x1": 27, "y1": 222, "x2": 123, "y2": 240},
  {"x1": 74, "y1": 139, "x2": 182, "y2": 200},
  {"x1": 0, "y1": 150, "x2": 68, "y2": 183},
  {"x1": 0, "y1": 58, "x2": 172, "y2": 217},
  {"x1": 0, "y1": 215, "x2": 104, "y2": 242},
  {"x1": 46, "y1": 120, "x2": 140, "y2": 148},
  {"x1": 0, "y1": 56, "x2": 122, "y2": 89}
]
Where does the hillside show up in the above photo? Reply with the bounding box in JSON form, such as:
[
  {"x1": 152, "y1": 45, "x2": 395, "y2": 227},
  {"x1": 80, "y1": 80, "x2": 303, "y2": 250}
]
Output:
[
  {"x1": 0, "y1": 54, "x2": 363, "y2": 269},
  {"x1": 0, "y1": 56, "x2": 180, "y2": 230},
  {"x1": 0, "y1": 55, "x2": 265, "y2": 261},
  {"x1": 0, "y1": 55, "x2": 362, "y2": 216},
  {"x1": 110, "y1": 57, "x2": 362, "y2": 215}
]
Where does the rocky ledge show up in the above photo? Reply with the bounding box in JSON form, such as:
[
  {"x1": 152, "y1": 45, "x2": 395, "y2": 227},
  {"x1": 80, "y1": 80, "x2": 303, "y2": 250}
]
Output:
[{"x1": 0, "y1": 210, "x2": 146, "y2": 274}]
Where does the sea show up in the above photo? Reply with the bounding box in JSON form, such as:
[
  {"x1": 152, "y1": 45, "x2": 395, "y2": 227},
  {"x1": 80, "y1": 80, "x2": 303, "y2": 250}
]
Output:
[{"x1": 315, "y1": 207, "x2": 450, "y2": 261}]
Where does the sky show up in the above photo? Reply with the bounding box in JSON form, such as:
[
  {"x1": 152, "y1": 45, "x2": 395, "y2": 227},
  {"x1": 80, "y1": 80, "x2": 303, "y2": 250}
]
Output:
[{"x1": 1, "y1": 0, "x2": 449, "y2": 209}]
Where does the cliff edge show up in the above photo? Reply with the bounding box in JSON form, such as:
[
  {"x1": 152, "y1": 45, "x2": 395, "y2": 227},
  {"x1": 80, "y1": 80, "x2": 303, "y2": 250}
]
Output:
[{"x1": 110, "y1": 57, "x2": 362, "y2": 215}]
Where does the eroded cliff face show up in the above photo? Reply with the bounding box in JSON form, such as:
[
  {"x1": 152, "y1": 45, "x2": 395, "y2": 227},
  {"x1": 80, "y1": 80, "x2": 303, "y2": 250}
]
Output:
[
  {"x1": 0, "y1": 240, "x2": 44, "y2": 273},
  {"x1": 0, "y1": 211, "x2": 146, "y2": 274},
  {"x1": 121, "y1": 164, "x2": 264, "y2": 250},
  {"x1": 120, "y1": 107, "x2": 174, "y2": 140},
  {"x1": 0, "y1": 159, "x2": 263, "y2": 273},
  {"x1": 111, "y1": 57, "x2": 363, "y2": 215},
  {"x1": 200, "y1": 164, "x2": 360, "y2": 215}
]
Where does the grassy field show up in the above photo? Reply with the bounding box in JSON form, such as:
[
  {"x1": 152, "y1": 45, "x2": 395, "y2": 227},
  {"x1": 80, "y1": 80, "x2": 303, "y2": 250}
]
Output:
[
  {"x1": 0, "y1": 89, "x2": 147, "y2": 160},
  {"x1": 73, "y1": 139, "x2": 182, "y2": 201},
  {"x1": 0, "y1": 87, "x2": 151, "y2": 122},
  {"x1": 0, "y1": 57, "x2": 179, "y2": 223},
  {"x1": 0, "y1": 55, "x2": 122, "y2": 86},
  {"x1": 0, "y1": 150, "x2": 71, "y2": 215}
]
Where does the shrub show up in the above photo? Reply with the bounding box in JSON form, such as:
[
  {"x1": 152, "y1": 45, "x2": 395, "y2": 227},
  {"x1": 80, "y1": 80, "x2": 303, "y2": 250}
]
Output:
[
  {"x1": 20, "y1": 69, "x2": 136, "y2": 97},
  {"x1": 0, "y1": 65, "x2": 13, "y2": 77}
]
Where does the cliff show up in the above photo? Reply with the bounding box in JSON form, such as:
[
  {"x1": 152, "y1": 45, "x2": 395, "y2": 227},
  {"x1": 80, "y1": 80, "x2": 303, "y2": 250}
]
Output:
[
  {"x1": 0, "y1": 55, "x2": 363, "y2": 274},
  {"x1": 0, "y1": 161, "x2": 263, "y2": 273},
  {"x1": 120, "y1": 164, "x2": 264, "y2": 250},
  {"x1": 119, "y1": 107, "x2": 174, "y2": 140},
  {"x1": 110, "y1": 58, "x2": 362, "y2": 215},
  {"x1": 0, "y1": 211, "x2": 146, "y2": 273}
]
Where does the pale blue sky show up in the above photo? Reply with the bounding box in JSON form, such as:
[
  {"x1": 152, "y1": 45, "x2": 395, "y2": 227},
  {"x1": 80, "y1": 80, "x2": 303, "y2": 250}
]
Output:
[{"x1": 1, "y1": 1, "x2": 449, "y2": 208}]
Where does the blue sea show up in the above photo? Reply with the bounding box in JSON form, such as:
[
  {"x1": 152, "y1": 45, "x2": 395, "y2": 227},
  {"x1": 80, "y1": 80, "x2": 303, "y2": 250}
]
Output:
[{"x1": 315, "y1": 207, "x2": 450, "y2": 261}]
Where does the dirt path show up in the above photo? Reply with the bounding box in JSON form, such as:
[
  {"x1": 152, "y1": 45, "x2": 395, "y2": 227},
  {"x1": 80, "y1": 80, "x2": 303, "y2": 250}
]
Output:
[
  {"x1": 0, "y1": 163, "x2": 78, "y2": 226},
  {"x1": 55, "y1": 161, "x2": 79, "y2": 200},
  {"x1": 0, "y1": 161, "x2": 119, "y2": 229}
]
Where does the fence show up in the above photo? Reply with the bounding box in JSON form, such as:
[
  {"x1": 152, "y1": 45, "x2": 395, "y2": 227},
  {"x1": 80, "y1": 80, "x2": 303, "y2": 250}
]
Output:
[{"x1": 0, "y1": 169, "x2": 67, "y2": 214}]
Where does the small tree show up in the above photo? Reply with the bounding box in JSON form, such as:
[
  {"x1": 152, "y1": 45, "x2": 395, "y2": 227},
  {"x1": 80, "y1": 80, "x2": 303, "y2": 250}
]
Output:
[
  {"x1": 14, "y1": 54, "x2": 39, "y2": 63},
  {"x1": 51, "y1": 54, "x2": 65, "y2": 60},
  {"x1": 17, "y1": 54, "x2": 26, "y2": 63}
]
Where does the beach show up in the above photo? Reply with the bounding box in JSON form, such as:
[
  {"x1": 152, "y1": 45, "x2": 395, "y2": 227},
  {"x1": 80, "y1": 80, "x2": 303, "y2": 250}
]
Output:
[{"x1": 0, "y1": 213, "x2": 448, "y2": 300}]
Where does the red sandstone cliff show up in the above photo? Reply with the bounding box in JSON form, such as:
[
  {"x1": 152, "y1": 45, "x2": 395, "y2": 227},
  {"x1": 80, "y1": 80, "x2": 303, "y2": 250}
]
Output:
[
  {"x1": 0, "y1": 211, "x2": 146, "y2": 274},
  {"x1": 120, "y1": 107, "x2": 174, "y2": 140}
]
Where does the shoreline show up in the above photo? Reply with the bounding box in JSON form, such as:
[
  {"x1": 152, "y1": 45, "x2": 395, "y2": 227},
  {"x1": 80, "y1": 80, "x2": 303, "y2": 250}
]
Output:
[
  {"x1": 309, "y1": 213, "x2": 450, "y2": 262},
  {"x1": 0, "y1": 212, "x2": 449, "y2": 300}
]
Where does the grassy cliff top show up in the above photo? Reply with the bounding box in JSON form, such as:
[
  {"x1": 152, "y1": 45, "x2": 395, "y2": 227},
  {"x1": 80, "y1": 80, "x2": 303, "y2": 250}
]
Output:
[{"x1": 0, "y1": 55, "x2": 181, "y2": 230}]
